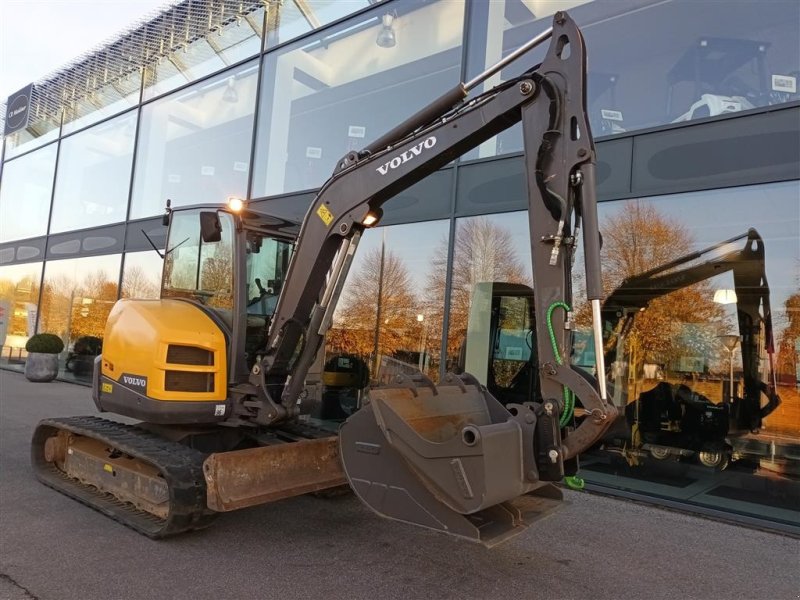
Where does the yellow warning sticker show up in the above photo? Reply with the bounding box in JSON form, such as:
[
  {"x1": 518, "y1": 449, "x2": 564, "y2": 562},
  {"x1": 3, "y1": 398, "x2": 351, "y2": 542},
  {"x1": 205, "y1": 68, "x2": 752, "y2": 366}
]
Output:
[
  {"x1": 316, "y1": 204, "x2": 334, "y2": 227},
  {"x1": 103, "y1": 464, "x2": 114, "y2": 473},
  {"x1": 101, "y1": 382, "x2": 113, "y2": 393}
]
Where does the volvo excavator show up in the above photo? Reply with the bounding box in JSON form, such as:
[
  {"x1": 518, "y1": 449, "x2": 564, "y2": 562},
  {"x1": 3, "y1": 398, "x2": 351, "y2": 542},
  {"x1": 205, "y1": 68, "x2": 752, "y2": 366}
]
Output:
[{"x1": 31, "y1": 13, "x2": 618, "y2": 547}]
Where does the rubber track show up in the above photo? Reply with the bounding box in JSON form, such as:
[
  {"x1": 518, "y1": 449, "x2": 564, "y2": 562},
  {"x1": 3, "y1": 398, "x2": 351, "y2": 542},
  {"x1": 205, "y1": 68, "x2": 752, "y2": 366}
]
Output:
[{"x1": 32, "y1": 416, "x2": 217, "y2": 538}]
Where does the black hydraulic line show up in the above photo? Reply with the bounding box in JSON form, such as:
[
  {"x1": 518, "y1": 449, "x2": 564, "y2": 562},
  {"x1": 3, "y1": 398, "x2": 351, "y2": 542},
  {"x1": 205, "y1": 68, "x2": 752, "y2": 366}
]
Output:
[
  {"x1": 580, "y1": 164, "x2": 603, "y2": 301},
  {"x1": 362, "y1": 84, "x2": 467, "y2": 157}
]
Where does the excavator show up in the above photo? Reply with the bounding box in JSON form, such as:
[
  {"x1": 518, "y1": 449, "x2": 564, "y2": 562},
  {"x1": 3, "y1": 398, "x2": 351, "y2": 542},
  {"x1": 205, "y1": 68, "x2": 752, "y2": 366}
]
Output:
[
  {"x1": 600, "y1": 228, "x2": 782, "y2": 470},
  {"x1": 460, "y1": 230, "x2": 782, "y2": 473},
  {"x1": 31, "y1": 13, "x2": 618, "y2": 547}
]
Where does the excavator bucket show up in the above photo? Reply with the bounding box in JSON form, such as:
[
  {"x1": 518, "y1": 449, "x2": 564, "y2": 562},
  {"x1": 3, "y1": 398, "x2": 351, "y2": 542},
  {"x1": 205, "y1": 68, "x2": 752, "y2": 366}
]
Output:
[{"x1": 339, "y1": 373, "x2": 564, "y2": 547}]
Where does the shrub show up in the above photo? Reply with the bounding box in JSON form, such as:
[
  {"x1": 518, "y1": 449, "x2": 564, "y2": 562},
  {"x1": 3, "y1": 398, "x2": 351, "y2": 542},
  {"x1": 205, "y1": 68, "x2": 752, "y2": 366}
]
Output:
[
  {"x1": 25, "y1": 333, "x2": 65, "y2": 354},
  {"x1": 72, "y1": 336, "x2": 103, "y2": 355}
]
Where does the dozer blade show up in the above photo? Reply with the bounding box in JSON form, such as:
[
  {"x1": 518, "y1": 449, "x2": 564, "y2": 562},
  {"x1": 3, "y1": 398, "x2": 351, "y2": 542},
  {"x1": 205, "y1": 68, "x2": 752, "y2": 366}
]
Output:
[
  {"x1": 203, "y1": 437, "x2": 348, "y2": 511},
  {"x1": 339, "y1": 374, "x2": 564, "y2": 547}
]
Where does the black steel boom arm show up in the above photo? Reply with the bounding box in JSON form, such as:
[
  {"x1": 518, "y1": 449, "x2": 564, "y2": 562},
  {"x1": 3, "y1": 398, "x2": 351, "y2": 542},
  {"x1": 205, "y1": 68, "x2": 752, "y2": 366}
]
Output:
[{"x1": 253, "y1": 12, "x2": 616, "y2": 451}]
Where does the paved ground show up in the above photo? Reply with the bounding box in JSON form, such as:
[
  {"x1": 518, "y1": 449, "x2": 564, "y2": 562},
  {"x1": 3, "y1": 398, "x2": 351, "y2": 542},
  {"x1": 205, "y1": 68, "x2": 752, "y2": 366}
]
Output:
[{"x1": 1, "y1": 369, "x2": 798, "y2": 600}]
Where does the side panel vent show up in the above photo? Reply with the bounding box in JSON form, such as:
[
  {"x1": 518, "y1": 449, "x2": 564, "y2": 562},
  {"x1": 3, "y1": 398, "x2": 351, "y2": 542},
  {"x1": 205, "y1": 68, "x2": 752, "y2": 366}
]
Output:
[
  {"x1": 167, "y1": 345, "x2": 213, "y2": 366},
  {"x1": 165, "y1": 371, "x2": 214, "y2": 393}
]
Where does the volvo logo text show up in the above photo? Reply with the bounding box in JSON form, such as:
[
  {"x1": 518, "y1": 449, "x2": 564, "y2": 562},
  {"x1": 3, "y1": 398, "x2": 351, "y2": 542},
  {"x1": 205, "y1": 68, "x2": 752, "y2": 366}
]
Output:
[
  {"x1": 121, "y1": 374, "x2": 148, "y2": 390},
  {"x1": 375, "y1": 136, "x2": 437, "y2": 175}
]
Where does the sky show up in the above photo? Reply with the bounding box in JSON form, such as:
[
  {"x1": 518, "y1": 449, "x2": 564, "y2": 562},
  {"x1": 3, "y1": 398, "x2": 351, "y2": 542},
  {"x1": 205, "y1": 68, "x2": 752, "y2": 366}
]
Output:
[{"x1": 1, "y1": 0, "x2": 173, "y2": 99}]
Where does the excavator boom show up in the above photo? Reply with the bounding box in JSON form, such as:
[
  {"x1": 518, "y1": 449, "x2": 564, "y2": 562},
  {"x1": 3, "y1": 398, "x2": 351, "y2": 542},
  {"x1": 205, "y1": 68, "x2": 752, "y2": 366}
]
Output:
[
  {"x1": 244, "y1": 12, "x2": 617, "y2": 544},
  {"x1": 256, "y1": 12, "x2": 613, "y2": 439},
  {"x1": 603, "y1": 228, "x2": 780, "y2": 430}
]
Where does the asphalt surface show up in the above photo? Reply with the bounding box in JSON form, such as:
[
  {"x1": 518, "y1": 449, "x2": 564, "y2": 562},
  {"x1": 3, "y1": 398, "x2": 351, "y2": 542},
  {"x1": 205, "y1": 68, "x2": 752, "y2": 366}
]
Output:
[{"x1": 1, "y1": 369, "x2": 798, "y2": 600}]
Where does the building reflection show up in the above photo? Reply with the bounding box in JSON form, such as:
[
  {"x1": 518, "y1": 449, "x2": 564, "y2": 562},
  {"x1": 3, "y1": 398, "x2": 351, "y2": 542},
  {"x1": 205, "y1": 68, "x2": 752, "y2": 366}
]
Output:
[
  {"x1": 321, "y1": 219, "x2": 449, "y2": 418},
  {"x1": 0, "y1": 262, "x2": 43, "y2": 366},
  {"x1": 37, "y1": 255, "x2": 122, "y2": 383}
]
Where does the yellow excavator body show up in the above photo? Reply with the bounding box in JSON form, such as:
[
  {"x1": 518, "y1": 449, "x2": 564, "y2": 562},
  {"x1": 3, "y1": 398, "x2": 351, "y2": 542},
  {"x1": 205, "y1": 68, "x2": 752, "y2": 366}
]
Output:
[{"x1": 96, "y1": 299, "x2": 228, "y2": 412}]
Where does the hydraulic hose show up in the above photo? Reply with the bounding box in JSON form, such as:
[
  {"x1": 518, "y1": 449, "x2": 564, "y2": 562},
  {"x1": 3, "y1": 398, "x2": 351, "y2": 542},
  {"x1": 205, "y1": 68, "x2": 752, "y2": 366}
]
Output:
[{"x1": 545, "y1": 301, "x2": 574, "y2": 427}]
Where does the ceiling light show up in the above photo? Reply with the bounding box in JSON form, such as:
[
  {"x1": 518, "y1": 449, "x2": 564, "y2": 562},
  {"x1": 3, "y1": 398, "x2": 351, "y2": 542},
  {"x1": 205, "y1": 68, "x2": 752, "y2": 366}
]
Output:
[
  {"x1": 713, "y1": 289, "x2": 737, "y2": 305},
  {"x1": 376, "y1": 13, "x2": 396, "y2": 48},
  {"x1": 223, "y1": 77, "x2": 238, "y2": 103}
]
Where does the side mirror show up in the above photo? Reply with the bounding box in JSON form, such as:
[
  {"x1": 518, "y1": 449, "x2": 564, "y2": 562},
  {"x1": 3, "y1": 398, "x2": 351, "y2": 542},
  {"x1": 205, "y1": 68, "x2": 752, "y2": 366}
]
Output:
[
  {"x1": 162, "y1": 198, "x2": 172, "y2": 226},
  {"x1": 200, "y1": 211, "x2": 222, "y2": 243}
]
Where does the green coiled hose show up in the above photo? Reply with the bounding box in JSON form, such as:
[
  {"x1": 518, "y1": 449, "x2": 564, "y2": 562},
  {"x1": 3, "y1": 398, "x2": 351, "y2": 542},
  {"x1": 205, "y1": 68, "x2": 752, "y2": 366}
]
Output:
[{"x1": 545, "y1": 301, "x2": 574, "y2": 427}]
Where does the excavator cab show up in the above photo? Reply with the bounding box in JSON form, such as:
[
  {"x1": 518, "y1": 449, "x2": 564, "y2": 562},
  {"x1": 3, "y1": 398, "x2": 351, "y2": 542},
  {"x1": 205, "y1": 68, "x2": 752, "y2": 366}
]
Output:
[
  {"x1": 88, "y1": 204, "x2": 298, "y2": 424},
  {"x1": 459, "y1": 282, "x2": 540, "y2": 407},
  {"x1": 162, "y1": 205, "x2": 296, "y2": 351}
]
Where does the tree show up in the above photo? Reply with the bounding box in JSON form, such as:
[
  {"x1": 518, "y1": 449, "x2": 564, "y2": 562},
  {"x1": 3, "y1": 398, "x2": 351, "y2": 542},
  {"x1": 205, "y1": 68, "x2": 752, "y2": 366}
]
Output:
[
  {"x1": 36, "y1": 270, "x2": 119, "y2": 349},
  {"x1": 38, "y1": 274, "x2": 73, "y2": 339},
  {"x1": 776, "y1": 290, "x2": 800, "y2": 381},
  {"x1": 426, "y1": 217, "x2": 528, "y2": 364},
  {"x1": 331, "y1": 246, "x2": 419, "y2": 363},
  {"x1": 122, "y1": 264, "x2": 160, "y2": 299},
  {"x1": 580, "y1": 200, "x2": 730, "y2": 380},
  {"x1": 68, "y1": 270, "x2": 118, "y2": 341}
]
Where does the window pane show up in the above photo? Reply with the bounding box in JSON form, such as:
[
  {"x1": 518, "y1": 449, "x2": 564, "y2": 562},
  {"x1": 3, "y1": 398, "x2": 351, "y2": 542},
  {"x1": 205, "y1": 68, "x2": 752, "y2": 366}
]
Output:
[
  {"x1": 264, "y1": 0, "x2": 372, "y2": 49},
  {"x1": 465, "y1": 0, "x2": 800, "y2": 159},
  {"x1": 50, "y1": 111, "x2": 137, "y2": 234},
  {"x1": 121, "y1": 251, "x2": 164, "y2": 299},
  {"x1": 37, "y1": 254, "x2": 121, "y2": 383},
  {"x1": 245, "y1": 236, "x2": 293, "y2": 319},
  {"x1": 252, "y1": 0, "x2": 465, "y2": 197},
  {"x1": 445, "y1": 212, "x2": 532, "y2": 377},
  {"x1": 446, "y1": 183, "x2": 799, "y2": 526},
  {"x1": 319, "y1": 219, "x2": 449, "y2": 419},
  {"x1": 162, "y1": 210, "x2": 235, "y2": 325},
  {"x1": 0, "y1": 144, "x2": 58, "y2": 243},
  {"x1": 0, "y1": 262, "x2": 42, "y2": 370},
  {"x1": 143, "y1": 6, "x2": 265, "y2": 102},
  {"x1": 130, "y1": 60, "x2": 259, "y2": 219},
  {"x1": 62, "y1": 70, "x2": 142, "y2": 136},
  {"x1": 573, "y1": 182, "x2": 799, "y2": 526}
]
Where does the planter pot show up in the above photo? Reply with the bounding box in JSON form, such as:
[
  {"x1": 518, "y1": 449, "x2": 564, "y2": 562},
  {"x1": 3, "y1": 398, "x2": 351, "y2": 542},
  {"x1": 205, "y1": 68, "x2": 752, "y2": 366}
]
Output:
[{"x1": 24, "y1": 352, "x2": 60, "y2": 382}]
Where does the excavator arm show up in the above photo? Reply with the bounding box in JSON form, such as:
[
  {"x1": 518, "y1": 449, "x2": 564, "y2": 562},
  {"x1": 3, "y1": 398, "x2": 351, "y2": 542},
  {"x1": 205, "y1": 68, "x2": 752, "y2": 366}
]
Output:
[
  {"x1": 256, "y1": 12, "x2": 613, "y2": 432},
  {"x1": 242, "y1": 12, "x2": 617, "y2": 545}
]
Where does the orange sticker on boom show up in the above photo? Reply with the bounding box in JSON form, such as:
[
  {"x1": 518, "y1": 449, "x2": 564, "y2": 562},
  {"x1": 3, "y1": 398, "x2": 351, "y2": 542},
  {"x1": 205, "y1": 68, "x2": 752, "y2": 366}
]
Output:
[{"x1": 317, "y1": 204, "x2": 334, "y2": 227}]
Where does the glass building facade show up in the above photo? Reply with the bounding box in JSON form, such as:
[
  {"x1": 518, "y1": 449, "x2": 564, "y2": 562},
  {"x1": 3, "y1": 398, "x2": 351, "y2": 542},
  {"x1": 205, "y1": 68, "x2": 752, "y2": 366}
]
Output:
[{"x1": 1, "y1": 0, "x2": 798, "y2": 532}]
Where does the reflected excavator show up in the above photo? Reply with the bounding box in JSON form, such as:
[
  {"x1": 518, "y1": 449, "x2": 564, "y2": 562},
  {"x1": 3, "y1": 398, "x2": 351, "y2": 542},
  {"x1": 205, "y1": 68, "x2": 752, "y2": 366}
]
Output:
[
  {"x1": 457, "y1": 230, "x2": 784, "y2": 473},
  {"x1": 31, "y1": 13, "x2": 618, "y2": 546},
  {"x1": 600, "y1": 229, "x2": 782, "y2": 470}
]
